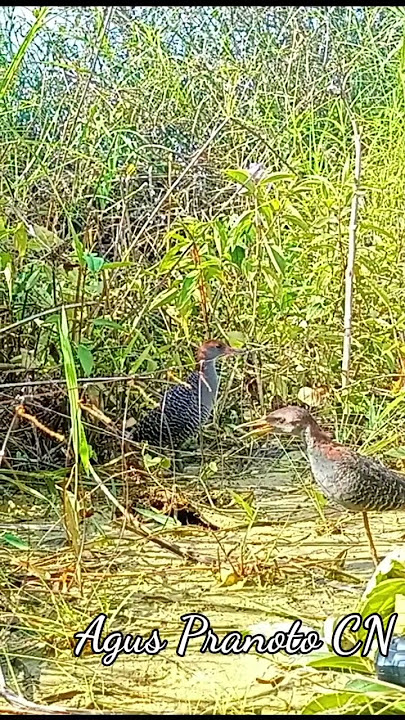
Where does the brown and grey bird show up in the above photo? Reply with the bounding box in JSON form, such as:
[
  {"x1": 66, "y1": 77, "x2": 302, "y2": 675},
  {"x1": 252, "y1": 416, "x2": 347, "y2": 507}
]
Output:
[
  {"x1": 245, "y1": 405, "x2": 405, "y2": 566},
  {"x1": 130, "y1": 339, "x2": 239, "y2": 449}
]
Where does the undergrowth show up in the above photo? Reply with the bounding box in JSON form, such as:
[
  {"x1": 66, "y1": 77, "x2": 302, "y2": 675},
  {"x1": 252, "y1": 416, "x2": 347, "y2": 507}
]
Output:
[{"x1": 1, "y1": 6, "x2": 405, "y2": 714}]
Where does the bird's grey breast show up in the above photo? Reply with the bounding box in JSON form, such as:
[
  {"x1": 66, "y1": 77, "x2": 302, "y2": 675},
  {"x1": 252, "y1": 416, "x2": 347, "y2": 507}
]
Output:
[
  {"x1": 198, "y1": 362, "x2": 219, "y2": 413},
  {"x1": 307, "y1": 449, "x2": 342, "y2": 503}
]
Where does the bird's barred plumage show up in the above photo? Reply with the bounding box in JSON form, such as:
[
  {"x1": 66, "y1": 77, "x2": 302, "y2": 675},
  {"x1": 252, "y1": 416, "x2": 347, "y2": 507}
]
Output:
[
  {"x1": 131, "y1": 370, "x2": 212, "y2": 448},
  {"x1": 303, "y1": 423, "x2": 405, "y2": 513},
  {"x1": 256, "y1": 405, "x2": 405, "y2": 514},
  {"x1": 252, "y1": 404, "x2": 405, "y2": 567},
  {"x1": 130, "y1": 339, "x2": 237, "y2": 449},
  {"x1": 331, "y1": 453, "x2": 405, "y2": 512}
]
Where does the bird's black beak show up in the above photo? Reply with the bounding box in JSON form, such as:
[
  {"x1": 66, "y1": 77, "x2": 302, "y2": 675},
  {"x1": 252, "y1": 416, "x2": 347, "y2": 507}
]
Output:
[{"x1": 226, "y1": 346, "x2": 242, "y2": 356}]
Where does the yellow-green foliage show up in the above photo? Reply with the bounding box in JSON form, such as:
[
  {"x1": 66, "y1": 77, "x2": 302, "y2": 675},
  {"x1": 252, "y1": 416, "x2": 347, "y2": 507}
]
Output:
[{"x1": 2, "y1": 7, "x2": 405, "y2": 447}]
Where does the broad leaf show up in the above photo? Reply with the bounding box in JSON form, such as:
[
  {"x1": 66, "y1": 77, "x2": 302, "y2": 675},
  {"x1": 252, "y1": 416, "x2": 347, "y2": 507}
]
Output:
[
  {"x1": 302, "y1": 691, "x2": 371, "y2": 715},
  {"x1": 77, "y1": 345, "x2": 94, "y2": 376},
  {"x1": 14, "y1": 222, "x2": 28, "y2": 258},
  {"x1": 1, "y1": 532, "x2": 30, "y2": 550},
  {"x1": 84, "y1": 252, "x2": 105, "y2": 273}
]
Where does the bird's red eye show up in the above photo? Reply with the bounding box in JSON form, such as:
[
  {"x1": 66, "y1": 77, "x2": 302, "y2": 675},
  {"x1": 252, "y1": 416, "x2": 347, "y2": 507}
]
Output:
[{"x1": 216, "y1": 343, "x2": 222, "y2": 349}]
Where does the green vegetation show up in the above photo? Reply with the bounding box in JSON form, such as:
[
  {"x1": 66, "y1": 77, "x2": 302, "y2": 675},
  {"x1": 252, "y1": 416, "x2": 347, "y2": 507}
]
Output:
[
  {"x1": 2, "y1": 8, "x2": 405, "y2": 437},
  {"x1": 2, "y1": 6, "x2": 405, "y2": 714}
]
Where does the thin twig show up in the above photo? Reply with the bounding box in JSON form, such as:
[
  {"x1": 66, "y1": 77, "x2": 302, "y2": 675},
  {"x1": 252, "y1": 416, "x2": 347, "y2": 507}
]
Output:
[
  {"x1": 0, "y1": 302, "x2": 97, "y2": 336},
  {"x1": 0, "y1": 374, "x2": 187, "y2": 391},
  {"x1": 231, "y1": 116, "x2": 301, "y2": 177},
  {"x1": 88, "y1": 464, "x2": 213, "y2": 565},
  {"x1": 0, "y1": 413, "x2": 19, "y2": 468},
  {"x1": 120, "y1": 117, "x2": 229, "y2": 263},
  {"x1": 0, "y1": 350, "x2": 252, "y2": 390}
]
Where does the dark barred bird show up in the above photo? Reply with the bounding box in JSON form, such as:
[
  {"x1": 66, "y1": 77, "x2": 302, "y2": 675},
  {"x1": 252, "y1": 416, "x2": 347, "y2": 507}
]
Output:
[
  {"x1": 130, "y1": 340, "x2": 238, "y2": 449},
  {"x1": 246, "y1": 405, "x2": 405, "y2": 566}
]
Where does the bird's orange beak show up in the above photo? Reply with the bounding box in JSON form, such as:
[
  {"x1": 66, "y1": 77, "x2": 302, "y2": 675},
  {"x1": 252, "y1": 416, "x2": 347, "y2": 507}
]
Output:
[{"x1": 236, "y1": 416, "x2": 273, "y2": 439}]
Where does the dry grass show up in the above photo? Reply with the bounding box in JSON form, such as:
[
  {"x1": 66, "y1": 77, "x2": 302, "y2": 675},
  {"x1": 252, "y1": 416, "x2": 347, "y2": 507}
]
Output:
[{"x1": 0, "y1": 451, "x2": 402, "y2": 714}]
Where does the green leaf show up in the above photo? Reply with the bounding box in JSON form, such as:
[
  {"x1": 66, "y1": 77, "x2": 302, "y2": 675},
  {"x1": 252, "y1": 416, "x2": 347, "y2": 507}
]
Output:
[
  {"x1": 231, "y1": 491, "x2": 256, "y2": 521},
  {"x1": 259, "y1": 204, "x2": 274, "y2": 226},
  {"x1": 394, "y1": 593, "x2": 405, "y2": 633},
  {"x1": 302, "y1": 691, "x2": 370, "y2": 715},
  {"x1": 387, "y1": 447, "x2": 405, "y2": 459},
  {"x1": 304, "y1": 652, "x2": 372, "y2": 674},
  {"x1": 14, "y1": 222, "x2": 28, "y2": 258},
  {"x1": 231, "y1": 245, "x2": 245, "y2": 268},
  {"x1": 366, "y1": 278, "x2": 391, "y2": 308},
  {"x1": 32, "y1": 224, "x2": 60, "y2": 248},
  {"x1": 266, "y1": 244, "x2": 285, "y2": 275},
  {"x1": 179, "y1": 275, "x2": 196, "y2": 308},
  {"x1": 77, "y1": 345, "x2": 94, "y2": 376},
  {"x1": 225, "y1": 168, "x2": 251, "y2": 185},
  {"x1": 225, "y1": 168, "x2": 256, "y2": 194},
  {"x1": 1, "y1": 532, "x2": 30, "y2": 549},
  {"x1": 0, "y1": 252, "x2": 12, "y2": 271},
  {"x1": 361, "y1": 222, "x2": 397, "y2": 241},
  {"x1": 0, "y1": 6, "x2": 49, "y2": 100},
  {"x1": 101, "y1": 261, "x2": 133, "y2": 270},
  {"x1": 0, "y1": 474, "x2": 50, "y2": 504},
  {"x1": 298, "y1": 174, "x2": 333, "y2": 189},
  {"x1": 130, "y1": 343, "x2": 153, "y2": 373},
  {"x1": 143, "y1": 454, "x2": 164, "y2": 468},
  {"x1": 229, "y1": 209, "x2": 255, "y2": 239},
  {"x1": 72, "y1": 234, "x2": 85, "y2": 266},
  {"x1": 259, "y1": 172, "x2": 295, "y2": 185},
  {"x1": 84, "y1": 252, "x2": 105, "y2": 273},
  {"x1": 357, "y1": 578, "x2": 405, "y2": 641},
  {"x1": 59, "y1": 307, "x2": 90, "y2": 471},
  {"x1": 93, "y1": 318, "x2": 123, "y2": 331},
  {"x1": 227, "y1": 330, "x2": 245, "y2": 348},
  {"x1": 149, "y1": 287, "x2": 178, "y2": 311},
  {"x1": 361, "y1": 577, "x2": 405, "y2": 610},
  {"x1": 204, "y1": 264, "x2": 223, "y2": 280},
  {"x1": 25, "y1": 268, "x2": 41, "y2": 291},
  {"x1": 159, "y1": 241, "x2": 189, "y2": 273},
  {"x1": 346, "y1": 676, "x2": 404, "y2": 694},
  {"x1": 284, "y1": 213, "x2": 310, "y2": 231},
  {"x1": 134, "y1": 506, "x2": 180, "y2": 528},
  {"x1": 213, "y1": 220, "x2": 227, "y2": 256}
]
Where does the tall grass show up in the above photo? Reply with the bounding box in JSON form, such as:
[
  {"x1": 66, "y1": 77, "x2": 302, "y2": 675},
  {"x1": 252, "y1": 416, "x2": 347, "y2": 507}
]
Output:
[
  {"x1": 1, "y1": 6, "x2": 405, "y2": 452},
  {"x1": 2, "y1": 8, "x2": 405, "y2": 713}
]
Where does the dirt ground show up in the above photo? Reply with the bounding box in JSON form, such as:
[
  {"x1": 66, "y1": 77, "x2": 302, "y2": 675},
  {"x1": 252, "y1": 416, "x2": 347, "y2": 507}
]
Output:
[{"x1": 0, "y1": 447, "x2": 404, "y2": 714}]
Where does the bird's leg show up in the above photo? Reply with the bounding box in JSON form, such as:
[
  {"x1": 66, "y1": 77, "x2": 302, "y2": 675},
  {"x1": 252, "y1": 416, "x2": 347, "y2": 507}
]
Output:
[{"x1": 362, "y1": 512, "x2": 379, "y2": 567}]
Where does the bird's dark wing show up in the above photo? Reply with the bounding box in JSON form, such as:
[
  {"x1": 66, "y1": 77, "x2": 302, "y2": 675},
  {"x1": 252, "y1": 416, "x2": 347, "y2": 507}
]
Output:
[
  {"x1": 341, "y1": 452, "x2": 405, "y2": 511},
  {"x1": 130, "y1": 372, "x2": 211, "y2": 448}
]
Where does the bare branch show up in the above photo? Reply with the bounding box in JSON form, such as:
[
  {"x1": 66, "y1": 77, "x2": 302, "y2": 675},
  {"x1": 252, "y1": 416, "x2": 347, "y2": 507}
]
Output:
[{"x1": 342, "y1": 118, "x2": 362, "y2": 388}]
